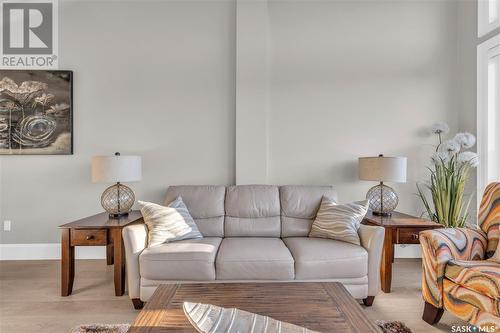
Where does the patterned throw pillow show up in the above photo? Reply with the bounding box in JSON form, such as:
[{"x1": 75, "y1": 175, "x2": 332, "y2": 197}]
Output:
[
  {"x1": 309, "y1": 197, "x2": 369, "y2": 245},
  {"x1": 139, "y1": 197, "x2": 203, "y2": 247}
]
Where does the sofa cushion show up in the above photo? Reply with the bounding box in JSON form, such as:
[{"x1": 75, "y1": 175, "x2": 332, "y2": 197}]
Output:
[
  {"x1": 493, "y1": 238, "x2": 500, "y2": 261},
  {"x1": 444, "y1": 279, "x2": 499, "y2": 317},
  {"x1": 216, "y1": 238, "x2": 294, "y2": 280},
  {"x1": 283, "y1": 237, "x2": 368, "y2": 279},
  {"x1": 445, "y1": 259, "x2": 500, "y2": 300},
  {"x1": 280, "y1": 185, "x2": 337, "y2": 237},
  {"x1": 139, "y1": 237, "x2": 222, "y2": 281},
  {"x1": 225, "y1": 185, "x2": 281, "y2": 237},
  {"x1": 165, "y1": 185, "x2": 226, "y2": 237}
]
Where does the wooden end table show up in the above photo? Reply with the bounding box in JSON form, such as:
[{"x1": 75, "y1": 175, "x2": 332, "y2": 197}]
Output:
[
  {"x1": 129, "y1": 282, "x2": 379, "y2": 333},
  {"x1": 58, "y1": 210, "x2": 143, "y2": 297},
  {"x1": 362, "y1": 211, "x2": 442, "y2": 293}
]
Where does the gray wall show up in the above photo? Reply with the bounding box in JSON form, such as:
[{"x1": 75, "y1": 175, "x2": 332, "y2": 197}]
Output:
[
  {"x1": 0, "y1": 0, "x2": 236, "y2": 244},
  {"x1": 457, "y1": 0, "x2": 500, "y2": 217},
  {"x1": 457, "y1": 0, "x2": 478, "y2": 218},
  {"x1": 238, "y1": 0, "x2": 463, "y2": 218},
  {"x1": 0, "y1": 0, "x2": 480, "y2": 244}
]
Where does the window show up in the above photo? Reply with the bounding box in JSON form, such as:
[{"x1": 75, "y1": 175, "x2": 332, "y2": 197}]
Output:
[
  {"x1": 477, "y1": 34, "x2": 500, "y2": 203},
  {"x1": 479, "y1": 0, "x2": 500, "y2": 36}
]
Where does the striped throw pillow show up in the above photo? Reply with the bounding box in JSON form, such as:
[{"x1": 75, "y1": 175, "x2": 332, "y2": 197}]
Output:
[
  {"x1": 309, "y1": 197, "x2": 369, "y2": 245},
  {"x1": 139, "y1": 197, "x2": 203, "y2": 247}
]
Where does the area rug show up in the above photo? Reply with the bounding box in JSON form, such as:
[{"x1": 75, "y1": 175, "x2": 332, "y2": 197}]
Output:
[
  {"x1": 69, "y1": 324, "x2": 130, "y2": 333},
  {"x1": 376, "y1": 320, "x2": 413, "y2": 333}
]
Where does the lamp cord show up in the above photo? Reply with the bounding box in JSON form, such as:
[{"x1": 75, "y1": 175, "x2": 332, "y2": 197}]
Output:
[
  {"x1": 117, "y1": 182, "x2": 121, "y2": 213},
  {"x1": 380, "y1": 181, "x2": 384, "y2": 213}
]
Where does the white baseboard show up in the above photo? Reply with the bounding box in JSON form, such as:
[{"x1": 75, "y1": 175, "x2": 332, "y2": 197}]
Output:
[
  {"x1": 0, "y1": 243, "x2": 422, "y2": 260},
  {"x1": 0, "y1": 243, "x2": 106, "y2": 260}
]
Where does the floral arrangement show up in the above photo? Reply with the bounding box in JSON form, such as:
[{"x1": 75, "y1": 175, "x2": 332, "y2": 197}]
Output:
[{"x1": 417, "y1": 122, "x2": 479, "y2": 227}]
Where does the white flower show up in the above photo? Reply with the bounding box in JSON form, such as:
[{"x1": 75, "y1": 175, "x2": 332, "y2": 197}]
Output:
[
  {"x1": 439, "y1": 140, "x2": 461, "y2": 154},
  {"x1": 454, "y1": 132, "x2": 476, "y2": 149},
  {"x1": 457, "y1": 151, "x2": 479, "y2": 167},
  {"x1": 431, "y1": 122, "x2": 450, "y2": 135},
  {"x1": 431, "y1": 151, "x2": 450, "y2": 165}
]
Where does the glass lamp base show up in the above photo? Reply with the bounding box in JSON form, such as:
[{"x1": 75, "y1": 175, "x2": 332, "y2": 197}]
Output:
[
  {"x1": 366, "y1": 183, "x2": 398, "y2": 215},
  {"x1": 101, "y1": 183, "x2": 135, "y2": 218}
]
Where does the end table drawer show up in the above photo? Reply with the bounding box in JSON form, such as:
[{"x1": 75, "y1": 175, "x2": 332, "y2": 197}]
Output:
[
  {"x1": 396, "y1": 228, "x2": 423, "y2": 244},
  {"x1": 71, "y1": 229, "x2": 107, "y2": 246}
]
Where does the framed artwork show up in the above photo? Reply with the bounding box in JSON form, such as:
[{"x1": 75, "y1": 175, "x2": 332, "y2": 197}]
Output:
[{"x1": 0, "y1": 70, "x2": 73, "y2": 155}]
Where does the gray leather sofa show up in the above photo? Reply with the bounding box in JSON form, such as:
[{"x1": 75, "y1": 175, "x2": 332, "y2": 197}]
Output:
[{"x1": 122, "y1": 185, "x2": 385, "y2": 309}]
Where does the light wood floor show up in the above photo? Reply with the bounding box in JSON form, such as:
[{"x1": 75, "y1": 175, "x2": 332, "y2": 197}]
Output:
[{"x1": 0, "y1": 258, "x2": 466, "y2": 333}]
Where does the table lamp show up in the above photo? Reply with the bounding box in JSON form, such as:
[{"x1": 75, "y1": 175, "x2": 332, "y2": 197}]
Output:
[
  {"x1": 91, "y1": 152, "x2": 142, "y2": 218},
  {"x1": 358, "y1": 154, "x2": 407, "y2": 216}
]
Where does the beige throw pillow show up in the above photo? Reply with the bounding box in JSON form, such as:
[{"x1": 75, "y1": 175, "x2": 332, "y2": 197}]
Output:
[
  {"x1": 139, "y1": 197, "x2": 203, "y2": 247},
  {"x1": 309, "y1": 197, "x2": 369, "y2": 245}
]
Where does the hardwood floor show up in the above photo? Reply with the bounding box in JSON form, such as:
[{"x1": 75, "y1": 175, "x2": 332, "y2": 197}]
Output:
[{"x1": 0, "y1": 259, "x2": 466, "y2": 333}]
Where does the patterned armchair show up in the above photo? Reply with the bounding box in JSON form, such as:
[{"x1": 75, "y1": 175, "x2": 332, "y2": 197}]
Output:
[{"x1": 419, "y1": 182, "x2": 500, "y2": 328}]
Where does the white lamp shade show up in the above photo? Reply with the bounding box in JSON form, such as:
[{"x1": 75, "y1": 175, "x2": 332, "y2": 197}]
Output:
[
  {"x1": 358, "y1": 156, "x2": 407, "y2": 183},
  {"x1": 91, "y1": 155, "x2": 142, "y2": 183}
]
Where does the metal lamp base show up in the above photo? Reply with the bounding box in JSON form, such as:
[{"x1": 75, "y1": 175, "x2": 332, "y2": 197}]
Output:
[
  {"x1": 109, "y1": 212, "x2": 129, "y2": 219},
  {"x1": 372, "y1": 211, "x2": 392, "y2": 217}
]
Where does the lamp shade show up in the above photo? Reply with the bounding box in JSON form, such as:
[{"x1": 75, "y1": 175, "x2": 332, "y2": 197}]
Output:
[
  {"x1": 91, "y1": 155, "x2": 142, "y2": 183},
  {"x1": 358, "y1": 156, "x2": 407, "y2": 183}
]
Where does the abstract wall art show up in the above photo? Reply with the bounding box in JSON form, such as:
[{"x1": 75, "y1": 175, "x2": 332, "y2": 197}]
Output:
[{"x1": 0, "y1": 70, "x2": 73, "y2": 155}]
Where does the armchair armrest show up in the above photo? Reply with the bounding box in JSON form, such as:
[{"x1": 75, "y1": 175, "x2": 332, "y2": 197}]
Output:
[
  {"x1": 419, "y1": 228, "x2": 487, "y2": 307},
  {"x1": 358, "y1": 224, "x2": 385, "y2": 296},
  {"x1": 122, "y1": 223, "x2": 148, "y2": 300}
]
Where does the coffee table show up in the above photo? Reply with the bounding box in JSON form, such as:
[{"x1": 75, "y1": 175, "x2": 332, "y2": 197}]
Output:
[{"x1": 128, "y1": 282, "x2": 379, "y2": 333}]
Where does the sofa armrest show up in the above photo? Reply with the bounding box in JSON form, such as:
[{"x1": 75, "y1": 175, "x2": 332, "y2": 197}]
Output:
[
  {"x1": 358, "y1": 224, "x2": 385, "y2": 296},
  {"x1": 419, "y1": 228, "x2": 487, "y2": 308},
  {"x1": 123, "y1": 223, "x2": 148, "y2": 300}
]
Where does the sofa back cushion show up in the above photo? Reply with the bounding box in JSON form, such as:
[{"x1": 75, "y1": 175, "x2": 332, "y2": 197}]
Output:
[
  {"x1": 280, "y1": 185, "x2": 337, "y2": 237},
  {"x1": 225, "y1": 185, "x2": 281, "y2": 237},
  {"x1": 165, "y1": 185, "x2": 226, "y2": 237}
]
